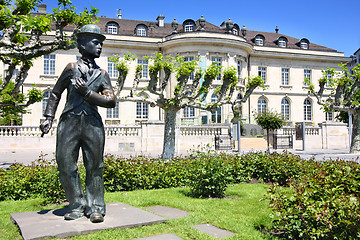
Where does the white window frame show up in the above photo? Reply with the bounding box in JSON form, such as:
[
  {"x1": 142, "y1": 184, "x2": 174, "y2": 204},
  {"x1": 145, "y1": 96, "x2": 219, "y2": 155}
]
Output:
[
  {"x1": 281, "y1": 68, "x2": 289, "y2": 85},
  {"x1": 304, "y1": 99, "x2": 312, "y2": 121},
  {"x1": 237, "y1": 60, "x2": 242, "y2": 80},
  {"x1": 107, "y1": 23, "x2": 118, "y2": 34},
  {"x1": 255, "y1": 36, "x2": 264, "y2": 46},
  {"x1": 138, "y1": 59, "x2": 149, "y2": 79},
  {"x1": 257, "y1": 98, "x2": 267, "y2": 113},
  {"x1": 211, "y1": 94, "x2": 222, "y2": 123},
  {"x1": 184, "y1": 22, "x2": 194, "y2": 32},
  {"x1": 278, "y1": 38, "x2": 287, "y2": 48},
  {"x1": 106, "y1": 102, "x2": 119, "y2": 119},
  {"x1": 281, "y1": 98, "x2": 290, "y2": 121},
  {"x1": 300, "y1": 40, "x2": 308, "y2": 49},
  {"x1": 304, "y1": 69, "x2": 311, "y2": 86},
  {"x1": 184, "y1": 56, "x2": 195, "y2": 80},
  {"x1": 137, "y1": 26, "x2": 147, "y2": 36},
  {"x1": 136, "y1": 102, "x2": 149, "y2": 119},
  {"x1": 212, "y1": 57, "x2": 222, "y2": 80},
  {"x1": 44, "y1": 55, "x2": 55, "y2": 75},
  {"x1": 108, "y1": 58, "x2": 119, "y2": 78},
  {"x1": 325, "y1": 111, "x2": 333, "y2": 121},
  {"x1": 258, "y1": 67, "x2": 266, "y2": 83}
]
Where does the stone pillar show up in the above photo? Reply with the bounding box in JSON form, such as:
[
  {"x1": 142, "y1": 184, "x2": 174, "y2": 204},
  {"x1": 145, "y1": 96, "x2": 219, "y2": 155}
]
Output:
[{"x1": 320, "y1": 121, "x2": 349, "y2": 149}]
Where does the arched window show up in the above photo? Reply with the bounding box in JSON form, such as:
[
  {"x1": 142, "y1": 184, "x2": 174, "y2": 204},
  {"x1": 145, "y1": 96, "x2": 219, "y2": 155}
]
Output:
[
  {"x1": 184, "y1": 92, "x2": 195, "y2": 117},
  {"x1": 42, "y1": 91, "x2": 50, "y2": 114},
  {"x1": 304, "y1": 99, "x2": 312, "y2": 121},
  {"x1": 136, "y1": 93, "x2": 149, "y2": 119},
  {"x1": 136, "y1": 25, "x2": 147, "y2": 36},
  {"x1": 107, "y1": 23, "x2": 118, "y2": 34},
  {"x1": 255, "y1": 35, "x2": 264, "y2": 46},
  {"x1": 258, "y1": 98, "x2": 267, "y2": 113},
  {"x1": 281, "y1": 98, "x2": 290, "y2": 121},
  {"x1": 278, "y1": 37, "x2": 287, "y2": 48},
  {"x1": 211, "y1": 94, "x2": 222, "y2": 123},
  {"x1": 184, "y1": 21, "x2": 195, "y2": 32},
  {"x1": 107, "y1": 102, "x2": 119, "y2": 118},
  {"x1": 299, "y1": 38, "x2": 310, "y2": 49}
]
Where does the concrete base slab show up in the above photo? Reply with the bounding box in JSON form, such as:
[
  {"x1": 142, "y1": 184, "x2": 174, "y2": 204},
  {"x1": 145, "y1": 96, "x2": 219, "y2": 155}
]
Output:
[
  {"x1": 10, "y1": 202, "x2": 167, "y2": 240},
  {"x1": 135, "y1": 233, "x2": 183, "y2": 240},
  {"x1": 192, "y1": 224, "x2": 237, "y2": 239},
  {"x1": 145, "y1": 206, "x2": 189, "y2": 219}
]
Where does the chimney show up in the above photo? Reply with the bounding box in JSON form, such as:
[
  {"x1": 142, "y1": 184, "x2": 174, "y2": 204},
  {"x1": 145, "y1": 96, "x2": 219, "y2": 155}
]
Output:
[
  {"x1": 157, "y1": 14, "x2": 165, "y2": 27},
  {"x1": 38, "y1": 4, "x2": 46, "y2": 14},
  {"x1": 275, "y1": 26, "x2": 279, "y2": 33},
  {"x1": 117, "y1": 9, "x2": 122, "y2": 19}
]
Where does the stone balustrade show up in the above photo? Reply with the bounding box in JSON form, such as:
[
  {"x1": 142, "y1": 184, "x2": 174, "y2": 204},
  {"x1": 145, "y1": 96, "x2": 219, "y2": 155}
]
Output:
[{"x1": 281, "y1": 126, "x2": 321, "y2": 135}]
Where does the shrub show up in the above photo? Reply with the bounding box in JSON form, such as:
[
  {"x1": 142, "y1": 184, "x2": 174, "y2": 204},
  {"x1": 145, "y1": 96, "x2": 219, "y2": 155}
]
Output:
[
  {"x1": 0, "y1": 155, "x2": 65, "y2": 204},
  {"x1": 267, "y1": 160, "x2": 360, "y2": 239},
  {"x1": 187, "y1": 151, "x2": 232, "y2": 198}
]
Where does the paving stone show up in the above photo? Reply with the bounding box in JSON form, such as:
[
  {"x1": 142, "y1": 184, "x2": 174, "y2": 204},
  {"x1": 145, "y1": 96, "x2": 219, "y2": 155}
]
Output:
[
  {"x1": 10, "y1": 202, "x2": 167, "y2": 240},
  {"x1": 134, "y1": 233, "x2": 183, "y2": 240},
  {"x1": 145, "y1": 206, "x2": 189, "y2": 219},
  {"x1": 192, "y1": 224, "x2": 237, "y2": 239}
]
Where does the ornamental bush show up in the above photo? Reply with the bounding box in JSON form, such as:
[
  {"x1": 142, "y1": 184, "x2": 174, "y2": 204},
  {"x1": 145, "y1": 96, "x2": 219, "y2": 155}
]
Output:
[{"x1": 267, "y1": 160, "x2": 360, "y2": 239}]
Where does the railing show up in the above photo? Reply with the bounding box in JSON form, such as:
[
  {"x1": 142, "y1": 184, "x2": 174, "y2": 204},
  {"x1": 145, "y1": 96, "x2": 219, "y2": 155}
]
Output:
[
  {"x1": 105, "y1": 126, "x2": 141, "y2": 136},
  {"x1": 180, "y1": 125, "x2": 227, "y2": 136},
  {"x1": 0, "y1": 125, "x2": 141, "y2": 137},
  {"x1": 281, "y1": 126, "x2": 320, "y2": 136},
  {"x1": 0, "y1": 126, "x2": 56, "y2": 137},
  {"x1": 1, "y1": 125, "x2": 228, "y2": 137}
]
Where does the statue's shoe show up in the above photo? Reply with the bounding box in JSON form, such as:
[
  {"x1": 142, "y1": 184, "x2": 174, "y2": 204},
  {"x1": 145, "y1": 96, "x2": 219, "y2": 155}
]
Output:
[
  {"x1": 64, "y1": 211, "x2": 84, "y2": 220},
  {"x1": 90, "y1": 212, "x2": 104, "y2": 223}
]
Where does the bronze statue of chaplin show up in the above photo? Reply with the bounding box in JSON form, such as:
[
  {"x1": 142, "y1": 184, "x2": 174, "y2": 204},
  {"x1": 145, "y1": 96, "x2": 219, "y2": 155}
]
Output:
[{"x1": 40, "y1": 24, "x2": 116, "y2": 223}]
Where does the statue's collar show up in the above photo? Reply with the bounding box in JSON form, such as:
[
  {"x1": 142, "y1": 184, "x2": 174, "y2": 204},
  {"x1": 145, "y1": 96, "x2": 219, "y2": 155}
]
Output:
[{"x1": 80, "y1": 57, "x2": 98, "y2": 69}]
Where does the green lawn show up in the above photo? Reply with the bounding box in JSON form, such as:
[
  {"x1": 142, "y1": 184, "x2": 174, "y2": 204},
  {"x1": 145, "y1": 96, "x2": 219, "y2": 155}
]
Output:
[{"x1": 0, "y1": 183, "x2": 277, "y2": 240}]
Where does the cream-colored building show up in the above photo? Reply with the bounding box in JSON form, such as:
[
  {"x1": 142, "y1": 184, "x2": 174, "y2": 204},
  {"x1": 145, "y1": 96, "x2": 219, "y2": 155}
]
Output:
[{"x1": 13, "y1": 9, "x2": 350, "y2": 128}]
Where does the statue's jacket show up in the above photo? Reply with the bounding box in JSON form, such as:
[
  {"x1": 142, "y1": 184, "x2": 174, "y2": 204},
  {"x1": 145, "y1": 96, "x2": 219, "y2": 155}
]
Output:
[{"x1": 44, "y1": 58, "x2": 116, "y2": 120}]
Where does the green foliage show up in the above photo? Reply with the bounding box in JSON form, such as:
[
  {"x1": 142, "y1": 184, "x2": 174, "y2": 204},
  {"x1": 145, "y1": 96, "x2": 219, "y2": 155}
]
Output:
[
  {"x1": 255, "y1": 110, "x2": 286, "y2": 131},
  {"x1": 204, "y1": 62, "x2": 221, "y2": 80},
  {"x1": 1, "y1": 150, "x2": 360, "y2": 240},
  {"x1": 174, "y1": 55, "x2": 197, "y2": 80},
  {"x1": 188, "y1": 151, "x2": 233, "y2": 198},
  {"x1": 246, "y1": 75, "x2": 266, "y2": 90},
  {"x1": 109, "y1": 53, "x2": 137, "y2": 77},
  {"x1": 222, "y1": 66, "x2": 238, "y2": 84},
  {"x1": 27, "y1": 86, "x2": 43, "y2": 103},
  {"x1": 0, "y1": 156, "x2": 65, "y2": 204},
  {"x1": 267, "y1": 160, "x2": 360, "y2": 239}
]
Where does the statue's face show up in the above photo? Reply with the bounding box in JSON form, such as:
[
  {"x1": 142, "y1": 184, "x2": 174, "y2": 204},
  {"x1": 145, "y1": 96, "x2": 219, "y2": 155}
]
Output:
[{"x1": 81, "y1": 36, "x2": 103, "y2": 58}]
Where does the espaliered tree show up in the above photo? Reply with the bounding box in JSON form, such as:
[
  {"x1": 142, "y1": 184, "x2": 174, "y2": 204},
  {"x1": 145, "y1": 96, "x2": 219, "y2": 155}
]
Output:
[
  {"x1": 307, "y1": 63, "x2": 360, "y2": 153},
  {"x1": 111, "y1": 52, "x2": 264, "y2": 159},
  {"x1": 0, "y1": 0, "x2": 98, "y2": 124}
]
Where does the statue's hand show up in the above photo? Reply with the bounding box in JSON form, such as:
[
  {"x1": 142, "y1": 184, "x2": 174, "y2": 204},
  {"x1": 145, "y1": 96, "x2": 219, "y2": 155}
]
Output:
[
  {"x1": 72, "y1": 78, "x2": 91, "y2": 96},
  {"x1": 40, "y1": 117, "x2": 53, "y2": 135}
]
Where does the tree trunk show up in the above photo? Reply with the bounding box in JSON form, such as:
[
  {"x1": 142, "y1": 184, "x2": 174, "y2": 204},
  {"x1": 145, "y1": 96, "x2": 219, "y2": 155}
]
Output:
[
  {"x1": 266, "y1": 129, "x2": 270, "y2": 153},
  {"x1": 162, "y1": 107, "x2": 178, "y2": 159},
  {"x1": 350, "y1": 111, "x2": 360, "y2": 154}
]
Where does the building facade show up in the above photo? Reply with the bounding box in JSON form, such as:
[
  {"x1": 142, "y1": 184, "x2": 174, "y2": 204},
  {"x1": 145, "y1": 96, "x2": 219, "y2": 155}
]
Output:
[{"x1": 10, "y1": 8, "x2": 350, "y2": 128}]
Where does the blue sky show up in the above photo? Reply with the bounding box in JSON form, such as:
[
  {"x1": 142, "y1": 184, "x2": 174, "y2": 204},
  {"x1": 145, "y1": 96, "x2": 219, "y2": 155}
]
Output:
[{"x1": 45, "y1": 0, "x2": 360, "y2": 57}]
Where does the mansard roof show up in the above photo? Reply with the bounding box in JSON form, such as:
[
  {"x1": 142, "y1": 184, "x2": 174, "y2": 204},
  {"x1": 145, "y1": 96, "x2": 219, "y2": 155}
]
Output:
[{"x1": 51, "y1": 13, "x2": 338, "y2": 53}]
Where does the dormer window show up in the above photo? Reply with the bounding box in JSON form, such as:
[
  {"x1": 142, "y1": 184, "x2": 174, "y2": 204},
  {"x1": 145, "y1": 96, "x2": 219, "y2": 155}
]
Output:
[
  {"x1": 278, "y1": 37, "x2": 287, "y2": 48},
  {"x1": 136, "y1": 25, "x2": 147, "y2": 36},
  {"x1": 232, "y1": 24, "x2": 240, "y2": 35},
  {"x1": 255, "y1": 35, "x2": 264, "y2": 46},
  {"x1": 183, "y1": 20, "x2": 195, "y2": 32},
  {"x1": 107, "y1": 22, "x2": 118, "y2": 34},
  {"x1": 300, "y1": 39, "x2": 309, "y2": 49},
  {"x1": 296, "y1": 38, "x2": 310, "y2": 49}
]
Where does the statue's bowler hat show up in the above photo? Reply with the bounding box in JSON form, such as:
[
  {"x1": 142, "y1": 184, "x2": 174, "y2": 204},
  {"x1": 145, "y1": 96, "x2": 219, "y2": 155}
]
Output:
[{"x1": 77, "y1": 24, "x2": 106, "y2": 41}]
